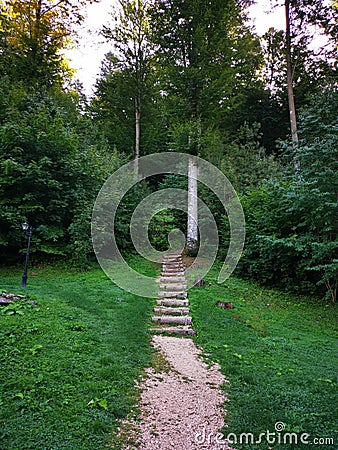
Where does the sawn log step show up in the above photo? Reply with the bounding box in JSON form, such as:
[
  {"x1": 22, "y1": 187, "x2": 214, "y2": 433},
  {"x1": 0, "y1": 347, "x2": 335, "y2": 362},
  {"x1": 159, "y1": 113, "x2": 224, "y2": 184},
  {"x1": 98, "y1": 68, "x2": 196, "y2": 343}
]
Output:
[
  {"x1": 162, "y1": 262, "x2": 184, "y2": 267},
  {"x1": 156, "y1": 299, "x2": 189, "y2": 306},
  {"x1": 153, "y1": 307, "x2": 190, "y2": 315},
  {"x1": 159, "y1": 284, "x2": 187, "y2": 291},
  {"x1": 160, "y1": 277, "x2": 186, "y2": 283},
  {"x1": 152, "y1": 315, "x2": 192, "y2": 325},
  {"x1": 150, "y1": 327, "x2": 196, "y2": 336},
  {"x1": 163, "y1": 254, "x2": 182, "y2": 261},
  {"x1": 161, "y1": 272, "x2": 185, "y2": 277},
  {"x1": 158, "y1": 291, "x2": 187, "y2": 298}
]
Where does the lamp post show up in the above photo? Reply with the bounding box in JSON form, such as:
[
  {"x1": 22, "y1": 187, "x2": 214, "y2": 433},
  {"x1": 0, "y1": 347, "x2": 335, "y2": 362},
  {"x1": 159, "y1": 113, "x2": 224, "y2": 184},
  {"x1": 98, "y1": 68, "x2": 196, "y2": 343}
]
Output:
[{"x1": 22, "y1": 221, "x2": 33, "y2": 288}]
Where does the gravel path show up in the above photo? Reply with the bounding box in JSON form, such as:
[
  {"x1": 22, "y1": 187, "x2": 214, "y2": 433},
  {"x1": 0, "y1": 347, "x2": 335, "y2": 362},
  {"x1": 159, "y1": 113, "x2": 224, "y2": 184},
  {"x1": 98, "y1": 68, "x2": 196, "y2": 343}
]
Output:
[{"x1": 119, "y1": 335, "x2": 234, "y2": 449}]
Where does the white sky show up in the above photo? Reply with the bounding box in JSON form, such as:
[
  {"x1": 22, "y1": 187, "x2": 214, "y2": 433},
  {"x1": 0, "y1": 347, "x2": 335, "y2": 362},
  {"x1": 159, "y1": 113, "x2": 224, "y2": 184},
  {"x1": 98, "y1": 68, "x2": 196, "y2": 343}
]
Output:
[{"x1": 66, "y1": 0, "x2": 285, "y2": 96}]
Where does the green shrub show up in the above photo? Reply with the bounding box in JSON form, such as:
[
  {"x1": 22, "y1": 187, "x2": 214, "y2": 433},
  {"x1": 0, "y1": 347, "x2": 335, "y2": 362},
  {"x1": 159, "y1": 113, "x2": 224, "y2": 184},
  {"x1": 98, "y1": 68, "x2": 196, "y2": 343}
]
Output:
[
  {"x1": 0, "y1": 81, "x2": 119, "y2": 263},
  {"x1": 239, "y1": 91, "x2": 338, "y2": 301}
]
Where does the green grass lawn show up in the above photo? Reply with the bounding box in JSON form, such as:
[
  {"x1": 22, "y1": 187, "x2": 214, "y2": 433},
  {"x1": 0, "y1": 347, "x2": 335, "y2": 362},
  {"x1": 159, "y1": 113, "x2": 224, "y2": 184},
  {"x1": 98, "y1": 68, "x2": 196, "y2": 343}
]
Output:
[
  {"x1": 0, "y1": 261, "x2": 155, "y2": 450},
  {"x1": 1, "y1": 259, "x2": 337, "y2": 450},
  {"x1": 190, "y1": 268, "x2": 338, "y2": 450}
]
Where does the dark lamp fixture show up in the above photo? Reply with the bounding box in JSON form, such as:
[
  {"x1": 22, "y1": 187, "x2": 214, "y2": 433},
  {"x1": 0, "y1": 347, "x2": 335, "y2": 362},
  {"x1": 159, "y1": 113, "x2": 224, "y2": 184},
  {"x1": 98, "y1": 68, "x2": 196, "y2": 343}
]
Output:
[
  {"x1": 22, "y1": 221, "x2": 29, "y2": 232},
  {"x1": 21, "y1": 221, "x2": 33, "y2": 288}
]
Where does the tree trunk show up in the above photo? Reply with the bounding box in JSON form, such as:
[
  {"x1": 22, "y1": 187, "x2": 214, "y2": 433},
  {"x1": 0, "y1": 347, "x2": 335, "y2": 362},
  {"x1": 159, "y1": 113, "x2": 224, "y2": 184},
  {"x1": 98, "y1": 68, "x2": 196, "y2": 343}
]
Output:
[
  {"x1": 187, "y1": 154, "x2": 199, "y2": 255},
  {"x1": 135, "y1": 97, "x2": 141, "y2": 177},
  {"x1": 285, "y1": 0, "x2": 300, "y2": 172}
]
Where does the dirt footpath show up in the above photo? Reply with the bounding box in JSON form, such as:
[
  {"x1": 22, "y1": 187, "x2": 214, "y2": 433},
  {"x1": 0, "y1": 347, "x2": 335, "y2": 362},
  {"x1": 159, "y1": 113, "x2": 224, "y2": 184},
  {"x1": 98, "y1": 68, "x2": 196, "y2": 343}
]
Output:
[{"x1": 119, "y1": 335, "x2": 234, "y2": 450}]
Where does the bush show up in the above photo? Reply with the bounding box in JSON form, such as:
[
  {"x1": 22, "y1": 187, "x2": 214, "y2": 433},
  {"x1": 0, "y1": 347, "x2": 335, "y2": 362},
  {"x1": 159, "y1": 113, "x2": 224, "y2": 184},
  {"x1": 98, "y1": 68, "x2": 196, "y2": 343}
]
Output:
[
  {"x1": 0, "y1": 81, "x2": 118, "y2": 263},
  {"x1": 239, "y1": 91, "x2": 338, "y2": 302}
]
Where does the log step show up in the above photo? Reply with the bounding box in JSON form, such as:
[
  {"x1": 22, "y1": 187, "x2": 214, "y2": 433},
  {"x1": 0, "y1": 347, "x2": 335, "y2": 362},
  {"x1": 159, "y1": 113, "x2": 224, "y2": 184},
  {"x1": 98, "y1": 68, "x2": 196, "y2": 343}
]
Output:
[
  {"x1": 162, "y1": 266, "x2": 185, "y2": 272},
  {"x1": 153, "y1": 307, "x2": 190, "y2": 315},
  {"x1": 162, "y1": 261, "x2": 182, "y2": 266},
  {"x1": 162, "y1": 264, "x2": 183, "y2": 267},
  {"x1": 160, "y1": 277, "x2": 186, "y2": 283},
  {"x1": 150, "y1": 327, "x2": 196, "y2": 336},
  {"x1": 163, "y1": 254, "x2": 182, "y2": 260},
  {"x1": 152, "y1": 315, "x2": 192, "y2": 325},
  {"x1": 162, "y1": 261, "x2": 184, "y2": 266},
  {"x1": 161, "y1": 272, "x2": 185, "y2": 277},
  {"x1": 158, "y1": 291, "x2": 187, "y2": 298},
  {"x1": 159, "y1": 284, "x2": 187, "y2": 291},
  {"x1": 161, "y1": 269, "x2": 184, "y2": 273},
  {"x1": 156, "y1": 299, "x2": 189, "y2": 307}
]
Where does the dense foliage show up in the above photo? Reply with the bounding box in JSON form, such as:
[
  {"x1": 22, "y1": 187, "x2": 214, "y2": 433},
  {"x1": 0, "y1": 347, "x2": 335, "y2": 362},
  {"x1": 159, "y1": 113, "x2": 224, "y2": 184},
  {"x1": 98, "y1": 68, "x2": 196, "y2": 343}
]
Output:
[
  {"x1": 0, "y1": 0, "x2": 98, "y2": 85},
  {"x1": 240, "y1": 91, "x2": 338, "y2": 301},
  {"x1": 0, "y1": 80, "x2": 118, "y2": 263}
]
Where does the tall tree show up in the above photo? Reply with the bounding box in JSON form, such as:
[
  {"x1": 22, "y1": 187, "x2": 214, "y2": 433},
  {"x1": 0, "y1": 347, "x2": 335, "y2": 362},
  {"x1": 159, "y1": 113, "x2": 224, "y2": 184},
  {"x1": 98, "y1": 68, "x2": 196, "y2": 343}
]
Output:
[
  {"x1": 150, "y1": 0, "x2": 258, "y2": 253},
  {"x1": 187, "y1": 153, "x2": 199, "y2": 254},
  {"x1": 285, "y1": 0, "x2": 298, "y2": 149},
  {"x1": 0, "y1": 0, "x2": 97, "y2": 85},
  {"x1": 259, "y1": 0, "x2": 337, "y2": 158},
  {"x1": 102, "y1": 0, "x2": 153, "y2": 176},
  {"x1": 282, "y1": 0, "x2": 337, "y2": 168}
]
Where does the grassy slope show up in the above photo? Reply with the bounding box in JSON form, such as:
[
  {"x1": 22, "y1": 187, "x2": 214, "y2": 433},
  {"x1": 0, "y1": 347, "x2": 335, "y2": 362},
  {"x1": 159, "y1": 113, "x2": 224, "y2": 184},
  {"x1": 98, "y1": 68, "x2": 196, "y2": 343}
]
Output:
[
  {"x1": 190, "y1": 270, "x2": 337, "y2": 450},
  {"x1": 1, "y1": 260, "x2": 337, "y2": 450},
  {"x1": 0, "y1": 263, "x2": 155, "y2": 450}
]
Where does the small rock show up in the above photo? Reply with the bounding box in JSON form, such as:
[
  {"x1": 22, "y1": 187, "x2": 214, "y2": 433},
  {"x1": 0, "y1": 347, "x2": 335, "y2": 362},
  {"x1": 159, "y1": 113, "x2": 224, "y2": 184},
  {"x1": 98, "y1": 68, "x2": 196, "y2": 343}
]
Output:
[{"x1": 216, "y1": 301, "x2": 234, "y2": 310}]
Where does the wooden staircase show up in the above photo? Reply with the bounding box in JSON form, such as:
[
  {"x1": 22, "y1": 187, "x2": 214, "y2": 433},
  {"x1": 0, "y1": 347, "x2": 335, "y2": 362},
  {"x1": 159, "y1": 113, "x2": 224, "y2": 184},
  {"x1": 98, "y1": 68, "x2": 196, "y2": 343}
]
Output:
[{"x1": 150, "y1": 253, "x2": 196, "y2": 336}]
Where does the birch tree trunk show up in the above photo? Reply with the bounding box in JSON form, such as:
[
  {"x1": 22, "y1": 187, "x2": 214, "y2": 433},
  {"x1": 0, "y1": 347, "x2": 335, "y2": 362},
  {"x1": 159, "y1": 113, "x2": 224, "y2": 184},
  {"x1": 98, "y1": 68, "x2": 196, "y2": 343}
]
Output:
[
  {"x1": 187, "y1": 154, "x2": 199, "y2": 255},
  {"x1": 285, "y1": 0, "x2": 300, "y2": 172},
  {"x1": 103, "y1": 0, "x2": 152, "y2": 178},
  {"x1": 135, "y1": 97, "x2": 141, "y2": 177}
]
